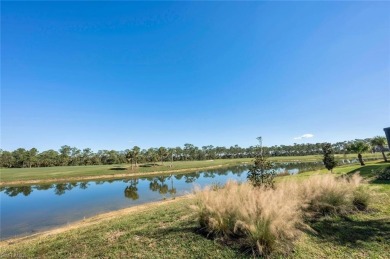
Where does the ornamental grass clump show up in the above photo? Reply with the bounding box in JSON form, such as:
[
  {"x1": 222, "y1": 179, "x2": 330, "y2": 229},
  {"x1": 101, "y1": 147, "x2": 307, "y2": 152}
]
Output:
[
  {"x1": 192, "y1": 174, "x2": 370, "y2": 256},
  {"x1": 192, "y1": 181, "x2": 303, "y2": 256},
  {"x1": 297, "y1": 174, "x2": 367, "y2": 216}
]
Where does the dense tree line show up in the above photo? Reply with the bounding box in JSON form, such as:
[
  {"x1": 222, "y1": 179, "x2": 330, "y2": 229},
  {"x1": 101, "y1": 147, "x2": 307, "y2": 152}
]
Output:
[{"x1": 0, "y1": 137, "x2": 387, "y2": 168}]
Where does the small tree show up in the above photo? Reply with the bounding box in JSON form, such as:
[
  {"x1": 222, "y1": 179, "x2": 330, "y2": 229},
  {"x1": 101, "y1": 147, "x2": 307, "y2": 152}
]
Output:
[
  {"x1": 247, "y1": 137, "x2": 276, "y2": 188},
  {"x1": 322, "y1": 143, "x2": 337, "y2": 173},
  {"x1": 370, "y1": 136, "x2": 388, "y2": 162}
]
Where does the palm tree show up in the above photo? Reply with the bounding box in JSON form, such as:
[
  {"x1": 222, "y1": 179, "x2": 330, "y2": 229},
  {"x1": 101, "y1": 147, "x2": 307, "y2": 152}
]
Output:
[
  {"x1": 370, "y1": 136, "x2": 388, "y2": 162},
  {"x1": 347, "y1": 142, "x2": 371, "y2": 166},
  {"x1": 132, "y1": 146, "x2": 141, "y2": 167},
  {"x1": 125, "y1": 150, "x2": 134, "y2": 170},
  {"x1": 157, "y1": 147, "x2": 167, "y2": 165}
]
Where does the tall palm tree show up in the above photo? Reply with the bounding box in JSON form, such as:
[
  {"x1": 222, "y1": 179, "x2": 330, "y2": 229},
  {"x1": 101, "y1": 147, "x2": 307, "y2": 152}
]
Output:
[
  {"x1": 347, "y1": 142, "x2": 371, "y2": 166},
  {"x1": 132, "y1": 146, "x2": 141, "y2": 167},
  {"x1": 157, "y1": 147, "x2": 167, "y2": 165},
  {"x1": 370, "y1": 136, "x2": 388, "y2": 162},
  {"x1": 125, "y1": 150, "x2": 134, "y2": 170}
]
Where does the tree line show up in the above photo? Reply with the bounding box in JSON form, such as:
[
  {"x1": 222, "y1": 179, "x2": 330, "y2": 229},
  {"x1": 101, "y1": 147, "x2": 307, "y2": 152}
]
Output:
[{"x1": 0, "y1": 137, "x2": 387, "y2": 168}]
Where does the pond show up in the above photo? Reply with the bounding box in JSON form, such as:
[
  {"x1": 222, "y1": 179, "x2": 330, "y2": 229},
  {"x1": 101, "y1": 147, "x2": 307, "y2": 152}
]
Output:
[{"x1": 0, "y1": 162, "x2": 325, "y2": 240}]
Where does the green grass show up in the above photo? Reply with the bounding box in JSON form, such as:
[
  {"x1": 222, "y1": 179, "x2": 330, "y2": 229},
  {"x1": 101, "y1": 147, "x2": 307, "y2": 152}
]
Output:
[
  {"x1": 0, "y1": 159, "x2": 251, "y2": 183},
  {"x1": 0, "y1": 153, "x2": 379, "y2": 184},
  {"x1": 293, "y1": 165, "x2": 390, "y2": 258},
  {"x1": 1, "y1": 162, "x2": 389, "y2": 258},
  {"x1": 0, "y1": 199, "x2": 245, "y2": 258}
]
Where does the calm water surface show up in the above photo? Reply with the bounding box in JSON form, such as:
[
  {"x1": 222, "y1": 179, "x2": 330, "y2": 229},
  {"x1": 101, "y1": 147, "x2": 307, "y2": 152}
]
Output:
[{"x1": 1, "y1": 162, "x2": 324, "y2": 239}]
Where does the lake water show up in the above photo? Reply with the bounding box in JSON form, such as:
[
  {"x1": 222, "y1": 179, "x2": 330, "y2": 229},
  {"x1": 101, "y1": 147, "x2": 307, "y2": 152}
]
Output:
[{"x1": 0, "y1": 162, "x2": 325, "y2": 239}]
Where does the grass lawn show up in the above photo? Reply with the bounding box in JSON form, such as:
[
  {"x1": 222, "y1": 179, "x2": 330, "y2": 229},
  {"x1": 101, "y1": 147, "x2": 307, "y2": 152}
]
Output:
[
  {"x1": 0, "y1": 158, "x2": 251, "y2": 184},
  {"x1": 1, "y1": 161, "x2": 389, "y2": 258},
  {"x1": 0, "y1": 153, "x2": 379, "y2": 185}
]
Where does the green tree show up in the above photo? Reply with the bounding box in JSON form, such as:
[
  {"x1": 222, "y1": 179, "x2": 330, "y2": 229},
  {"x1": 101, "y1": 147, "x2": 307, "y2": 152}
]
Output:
[
  {"x1": 322, "y1": 143, "x2": 337, "y2": 172},
  {"x1": 26, "y1": 148, "x2": 38, "y2": 168},
  {"x1": 247, "y1": 156, "x2": 276, "y2": 188},
  {"x1": 38, "y1": 150, "x2": 59, "y2": 167},
  {"x1": 126, "y1": 150, "x2": 134, "y2": 169},
  {"x1": 132, "y1": 146, "x2": 141, "y2": 167},
  {"x1": 59, "y1": 145, "x2": 71, "y2": 166},
  {"x1": 370, "y1": 136, "x2": 388, "y2": 162},
  {"x1": 247, "y1": 137, "x2": 276, "y2": 188},
  {"x1": 12, "y1": 148, "x2": 28, "y2": 168},
  {"x1": 82, "y1": 148, "x2": 93, "y2": 165},
  {"x1": 157, "y1": 147, "x2": 167, "y2": 165},
  {"x1": 347, "y1": 141, "x2": 371, "y2": 166},
  {"x1": 0, "y1": 150, "x2": 15, "y2": 168}
]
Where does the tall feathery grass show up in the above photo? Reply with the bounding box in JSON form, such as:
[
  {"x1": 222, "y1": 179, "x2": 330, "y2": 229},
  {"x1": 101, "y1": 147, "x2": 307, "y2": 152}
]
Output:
[{"x1": 192, "y1": 174, "x2": 369, "y2": 257}]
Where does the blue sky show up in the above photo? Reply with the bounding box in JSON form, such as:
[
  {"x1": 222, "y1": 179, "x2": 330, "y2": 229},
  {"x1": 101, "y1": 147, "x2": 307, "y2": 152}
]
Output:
[{"x1": 1, "y1": 2, "x2": 389, "y2": 151}]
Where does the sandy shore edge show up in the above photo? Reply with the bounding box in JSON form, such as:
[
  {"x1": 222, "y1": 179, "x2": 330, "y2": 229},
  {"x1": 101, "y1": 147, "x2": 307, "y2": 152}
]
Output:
[
  {"x1": 0, "y1": 164, "x2": 234, "y2": 186},
  {"x1": 0, "y1": 195, "x2": 191, "y2": 247}
]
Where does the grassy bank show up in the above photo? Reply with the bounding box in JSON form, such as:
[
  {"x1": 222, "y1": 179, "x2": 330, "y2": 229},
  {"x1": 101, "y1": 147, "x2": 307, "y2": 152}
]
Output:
[
  {"x1": 0, "y1": 158, "x2": 250, "y2": 186},
  {"x1": 0, "y1": 153, "x2": 379, "y2": 186},
  {"x1": 1, "y1": 162, "x2": 389, "y2": 258}
]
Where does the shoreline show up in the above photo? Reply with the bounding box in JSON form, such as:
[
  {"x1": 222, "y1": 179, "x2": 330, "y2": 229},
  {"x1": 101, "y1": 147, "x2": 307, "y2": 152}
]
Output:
[
  {"x1": 0, "y1": 158, "x2": 377, "y2": 187},
  {"x1": 0, "y1": 195, "x2": 191, "y2": 246},
  {"x1": 0, "y1": 164, "x2": 237, "y2": 187}
]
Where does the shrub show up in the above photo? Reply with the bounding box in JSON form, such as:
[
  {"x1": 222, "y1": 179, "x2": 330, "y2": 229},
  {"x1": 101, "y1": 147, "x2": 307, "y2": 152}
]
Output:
[
  {"x1": 377, "y1": 167, "x2": 390, "y2": 180},
  {"x1": 192, "y1": 181, "x2": 303, "y2": 256},
  {"x1": 297, "y1": 174, "x2": 366, "y2": 216},
  {"x1": 353, "y1": 187, "x2": 371, "y2": 211},
  {"x1": 192, "y1": 174, "x2": 370, "y2": 256}
]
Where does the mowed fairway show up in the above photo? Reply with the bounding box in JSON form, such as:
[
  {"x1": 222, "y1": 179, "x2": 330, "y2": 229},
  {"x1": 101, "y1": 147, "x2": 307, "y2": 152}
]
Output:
[
  {"x1": 0, "y1": 158, "x2": 250, "y2": 184},
  {"x1": 0, "y1": 154, "x2": 379, "y2": 185}
]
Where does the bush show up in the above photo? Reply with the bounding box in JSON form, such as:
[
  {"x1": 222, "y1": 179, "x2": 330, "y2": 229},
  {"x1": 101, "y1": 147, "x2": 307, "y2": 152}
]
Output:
[
  {"x1": 353, "y1": 187, "x2": 371, "y2": 211},
  {"x1": 192, "y1": 181, "x2": 302, "y2": 256},
  {"x1": 377, "y1": 167, "x2": 390, "y2": 180},
  {"x1": 298, "y1": 174, "x2": 365, "y2": 216},
  {"x1": 192, "y1": 174, "x2": 370, "y2": 256}
]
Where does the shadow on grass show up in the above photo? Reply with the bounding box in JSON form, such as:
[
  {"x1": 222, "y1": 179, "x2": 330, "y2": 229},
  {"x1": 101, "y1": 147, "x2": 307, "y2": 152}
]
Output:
[
  {"x1": 307, "y1": 217, "x2": 390, "y2": 247},
  {"x1": 346, "y1": 163, "x2": 390, "y2": 184},
  {"x1": 140, "y1": 224, "x2": 250, "y2": 257},
  {"x1": 139, "y1": 163, "x2": 160, "y2": 168},
  {"x1": 109, "y1": 167, "x2": 127, "y2": 171}
]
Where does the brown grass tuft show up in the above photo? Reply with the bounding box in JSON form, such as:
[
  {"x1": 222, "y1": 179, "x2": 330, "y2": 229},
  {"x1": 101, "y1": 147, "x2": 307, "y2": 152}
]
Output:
[{"x1": 191, "y1": 173, "x2": 369, "y2": 256}]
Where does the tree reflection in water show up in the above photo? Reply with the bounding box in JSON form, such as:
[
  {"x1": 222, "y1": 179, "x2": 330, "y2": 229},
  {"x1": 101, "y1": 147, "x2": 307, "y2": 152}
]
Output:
[
  {"x1": 124, "y1": 179, "x2": 139, "y2": 200},
  {"x1": 168, "y1": 176, "x2": 177, "y2": 197},
  {"x1": 0, "y1": 163, "x2": 328, "y2": 198},
  {"x1": 2, "y1": 186, "x2": 33, "y2": 197}
]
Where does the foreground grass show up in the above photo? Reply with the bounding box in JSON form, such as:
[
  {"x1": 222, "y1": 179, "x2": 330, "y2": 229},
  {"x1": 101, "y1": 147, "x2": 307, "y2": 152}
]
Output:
[
  {"x1": 0, "y1": 153, "x2": 378, "y2": 185},
  {"x1": 1, "y1": 162, "x2": 389, "y2": 258},
  {"x1": 0, "y1": 198, "x2": 244, "y2": 258}
]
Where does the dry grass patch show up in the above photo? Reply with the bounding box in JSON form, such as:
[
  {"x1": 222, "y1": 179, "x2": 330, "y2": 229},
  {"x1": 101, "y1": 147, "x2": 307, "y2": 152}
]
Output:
[{"x1": 192, "y1": 173, "x2": 371, "y2": 257}]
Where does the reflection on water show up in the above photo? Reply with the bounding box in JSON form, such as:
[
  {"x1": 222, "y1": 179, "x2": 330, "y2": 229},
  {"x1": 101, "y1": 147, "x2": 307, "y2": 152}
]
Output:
[
  {"x1": 0, "y1": 162, "x2": 333, "y2": 239},
  {"x1": 0, "y1": 162, "x2": 331, "y2": 198}
]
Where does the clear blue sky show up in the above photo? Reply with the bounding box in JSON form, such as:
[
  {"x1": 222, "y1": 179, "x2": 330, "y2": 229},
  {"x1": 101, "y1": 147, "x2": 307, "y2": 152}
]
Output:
[{"x1": 1, "y1": 1, "x2": 389, "y2": 151}]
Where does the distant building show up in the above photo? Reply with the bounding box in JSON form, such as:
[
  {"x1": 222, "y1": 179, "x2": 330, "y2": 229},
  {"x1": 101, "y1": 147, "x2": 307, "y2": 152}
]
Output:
[{"x1": 384, "y1": 127, "x2": 390, "y2": 148}]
